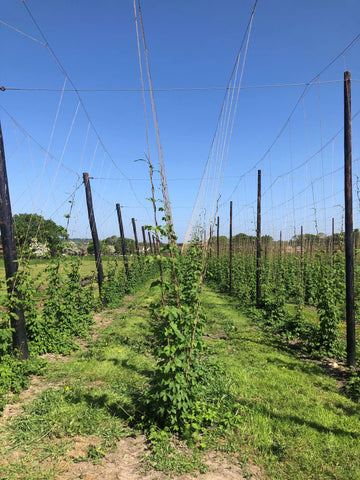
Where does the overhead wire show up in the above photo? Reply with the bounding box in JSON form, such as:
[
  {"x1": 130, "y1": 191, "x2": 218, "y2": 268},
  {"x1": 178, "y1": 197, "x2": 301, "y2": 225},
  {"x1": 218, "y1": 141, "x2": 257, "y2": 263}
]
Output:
[
  {"x1": 2, "y1": 79, "x2": 356, "y2": 93},
  {"x1": 220, "y1": 31, "x2": 360, "y2": 205},
  {"x1": 19, "y1": 0, "x2": 149, "y2": 215},
  {"x1": 183, "y1": 0, "x2": 258, "y2": 245},
  {"x1": 137, "y1": 0, "x2": 174, "y2": 229}
]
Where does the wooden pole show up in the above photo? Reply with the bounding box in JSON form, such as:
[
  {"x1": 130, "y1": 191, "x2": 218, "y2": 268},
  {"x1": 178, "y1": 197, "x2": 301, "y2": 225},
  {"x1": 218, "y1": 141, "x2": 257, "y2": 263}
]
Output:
[
  {"x1": 256, "y1": 169, "x2": 262, "y2": 305},
  {"x1": 116, "y1": 203, "x2": 129, "y2": 277},
  {"x1": 148, "y1": 231, "x2": 153, "y2": 254},
  {"x1": 344, "y1": 70, "x2": 356, "y2": 367},
  {"x1": 141, "y1": 226, "x2": 148, "y2": 256},
  {"x1": 208, "y1": 225, "x2": 212, "y2": 257},
  {"x1": 83, "y1": 173, "x2": 106, "y2": 306},
  {"x1": 131, "y1": 218, "x2": 140, "y2": 258},
  {"x1": 217, "y1": 216, "x2": 220, "y2": 258},
  {"x1": 229, "y1": 201, "x2": 233, "y2": 294},
  {"x1": 279, "y1": 230, "x2": 282, "y2": 259},
  {"x1": 300, "y1": 225, "x2": 303, "y2": 257},
  {"x1": 0, "y1": 123, "x2": 29, "y2": 359}
]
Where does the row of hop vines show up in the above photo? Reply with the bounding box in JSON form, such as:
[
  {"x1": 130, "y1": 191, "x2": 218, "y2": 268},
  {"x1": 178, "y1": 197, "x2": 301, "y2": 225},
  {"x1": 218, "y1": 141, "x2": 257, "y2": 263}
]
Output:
[
  {"x1": 206, "y1": 247, "x2": 355, "y2": 359},
  {"x1": 0, "y1": 255, "x2": 157, "y2": 409}
]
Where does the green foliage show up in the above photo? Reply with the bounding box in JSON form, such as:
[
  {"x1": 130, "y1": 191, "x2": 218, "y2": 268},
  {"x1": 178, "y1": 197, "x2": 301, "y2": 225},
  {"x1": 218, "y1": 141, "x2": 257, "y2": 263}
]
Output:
[
  {"x1": 0, "y1": 250, "x2": 158, "y2": 411},
  {"x1": 206, "y1": 245, "x2": 353, "y2": 364},
  {"x1": 87, "y1": 237, "x2": 136, "y2": 255},
  {"x1": 101, "y1": 259, "x2": 126, "y2": 308},
  {"x1": 145, "y1": 238, "x2": 207, "y2": 433},
  {"x1": 345, "y1": 368, "x2": 360, "y2": 401},
  {"x1": 0, "y1": 355, "x2": 46, "y2": 411},
  {"x1": 314, "y1": 253, "x2": 344, "y2": 355},
  {"x1": 13, "y1": 213, "x2": 68, "y2": 257}
]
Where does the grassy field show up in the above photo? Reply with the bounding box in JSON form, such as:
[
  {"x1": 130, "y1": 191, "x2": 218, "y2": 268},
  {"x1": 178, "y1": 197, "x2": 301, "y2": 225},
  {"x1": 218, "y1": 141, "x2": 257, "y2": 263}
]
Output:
[
  {"x1": 0, "y1": 282, "x2": 359, "y2": 479},
  {"x1": 0, "y1": 255, "x2": 127, "y2": 296}
]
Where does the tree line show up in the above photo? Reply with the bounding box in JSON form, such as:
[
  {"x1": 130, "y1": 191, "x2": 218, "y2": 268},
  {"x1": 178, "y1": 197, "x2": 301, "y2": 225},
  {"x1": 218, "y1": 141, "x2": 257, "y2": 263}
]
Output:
[{"x1": 0, "y1": 213, "x2": 140, "y2": 258}]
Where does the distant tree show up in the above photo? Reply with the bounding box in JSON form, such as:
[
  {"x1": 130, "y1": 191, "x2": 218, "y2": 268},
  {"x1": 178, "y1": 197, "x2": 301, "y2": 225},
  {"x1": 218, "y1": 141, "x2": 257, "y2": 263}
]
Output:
[
  {"x1": 13, "y1": 213, "x2": 68, "y2": 257},
  {"x1": 87, "y1": 240, "x2": 95, "y2": 255},
  {"x1": 29, "y1": 238, "x2": 50, "y2": 258},
  {"x1": 114, "y1": 237, "x2": 136, "y2": 255},
  {"x1": 102, "y1": 244, "x2": 115, "y2": 255},
  {"x1": 63, "y1": 241, "x2": 81, "y2": 256},
  {"x1": 124, "y1": 238, "x2": 136, "y2": 254},
  {"x1": 87, "y1": 237, "x2": 136, "y2": 255},
  {"x1": 104, "y1": 235, "x2": 118, "y2": 246}
]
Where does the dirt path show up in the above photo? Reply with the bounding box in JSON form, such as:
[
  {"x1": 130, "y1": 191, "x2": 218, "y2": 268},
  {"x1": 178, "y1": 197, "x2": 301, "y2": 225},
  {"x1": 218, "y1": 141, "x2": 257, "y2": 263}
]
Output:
[
  {"x1": 56, "y1": 435, "x2": 261, "y2": 480},
  {"x1": 0, "y1": 294, "x2": 263, "y2": 480}
]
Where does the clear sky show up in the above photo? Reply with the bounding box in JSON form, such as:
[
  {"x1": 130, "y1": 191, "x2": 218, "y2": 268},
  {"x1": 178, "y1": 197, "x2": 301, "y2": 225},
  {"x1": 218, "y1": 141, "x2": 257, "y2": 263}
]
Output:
[{"x1": 1, "y1": 0, "x2": 360, "y2": 242}]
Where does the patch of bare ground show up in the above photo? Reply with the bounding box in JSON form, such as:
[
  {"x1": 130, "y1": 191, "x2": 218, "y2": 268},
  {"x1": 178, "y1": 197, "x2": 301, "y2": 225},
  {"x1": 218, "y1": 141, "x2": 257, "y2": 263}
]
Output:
[
  {"x1": 0, "y1": 296, "x2": 134, "y2": 423},
  {"x1": 56, "y1": 435, "x2": 262, "y2": 480},
  {"x1": 91, "y1": 309, "x2": 125, "y2": 342},
  {"x1": 0, "y1": 375, "x2": 66, "y2": 423},
  {"x1": 90, "y1": 294, "x2": 135, "y2": 341}
]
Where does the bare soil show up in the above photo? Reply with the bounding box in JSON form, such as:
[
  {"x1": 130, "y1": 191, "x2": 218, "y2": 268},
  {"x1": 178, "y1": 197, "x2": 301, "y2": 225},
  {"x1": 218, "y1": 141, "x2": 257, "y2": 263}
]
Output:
[
  {"x1": 56, "y1": 435, "x2": 262, "y2": 480},
  {"x1": 0, "y1": 294, "x2": 264, "y2": 480}
]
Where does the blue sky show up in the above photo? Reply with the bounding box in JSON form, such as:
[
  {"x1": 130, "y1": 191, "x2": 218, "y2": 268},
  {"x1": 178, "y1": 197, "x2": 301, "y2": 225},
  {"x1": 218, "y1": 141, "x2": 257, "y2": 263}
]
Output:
[{"x1": 1, "y1": 0, "x2": 360, "y2": 242}]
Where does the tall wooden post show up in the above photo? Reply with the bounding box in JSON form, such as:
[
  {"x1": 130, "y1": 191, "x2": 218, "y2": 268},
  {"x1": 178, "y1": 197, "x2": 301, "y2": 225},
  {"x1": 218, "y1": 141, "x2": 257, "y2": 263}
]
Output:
[
  {"x1": 300, "y1": 225, "x2": 303, "y2": 257},
  {"x1": 217, "y1": 216, "x2": 220, "y2": 258},
  {"x1": 148, "y1": 231, "x2": 153, "y2": 254},
  {"x1": 279, "y1": 230, "x2": 282, "y2": 259},
  {"x1": 141, "y1": 226, "x2": 148, "y2": 256},
  {"x1": 0, "y1": 123, "x2": 29, "y2": 359},
  {"x1": 131, "y1": 218, "x2": 140, "y2": 258},
  {"x1": 344, "y1": 70, "x2": 356, "y2": 367},
  {"x1": 229, "y1": 201, "x2": 233, "y2": 294},
  {"x1": 332, "y1": 217, "x2": 335, "y2": 254},
  {"x1": 256, "y1": 170, "x2": 262, "y2": 305},
  {"x1": 83, "y1": 172, "x2": 106, "y2": 306},
  {"x1": 116, "y1": 203, "x2": 129, "y2": 277},
  {"x1": 208, "y1": 225, "x2": 212, "y2": 256}
]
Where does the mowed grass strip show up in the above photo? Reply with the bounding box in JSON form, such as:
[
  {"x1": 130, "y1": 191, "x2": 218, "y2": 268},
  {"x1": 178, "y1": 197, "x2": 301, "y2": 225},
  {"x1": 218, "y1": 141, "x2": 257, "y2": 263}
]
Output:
[
  {"x1": 0, "y1": 285, "x2": 155, "y2": 480},
  {"x1": 0, "y1": 283, "x2": 359, "y2": 480},
  {"x1": 202, "y1": 287, "x2": 360, "y2": 480}
]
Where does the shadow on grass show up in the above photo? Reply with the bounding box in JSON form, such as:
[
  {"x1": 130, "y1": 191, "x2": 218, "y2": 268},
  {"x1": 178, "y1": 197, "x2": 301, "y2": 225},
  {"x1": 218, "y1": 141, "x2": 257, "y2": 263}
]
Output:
[
  {"x1": 241, "y1": 399, "x2": 360, "y2": 438},
  {"x1": 107, "y1": 357, "x2": 153, "y2": 378},
  {"x1": 64, "y1": 387, "x2": 138, "y2": 422}
]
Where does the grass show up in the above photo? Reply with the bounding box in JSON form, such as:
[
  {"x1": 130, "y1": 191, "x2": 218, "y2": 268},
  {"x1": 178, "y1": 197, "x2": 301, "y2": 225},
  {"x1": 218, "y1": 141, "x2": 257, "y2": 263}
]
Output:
[
  {"x1": 202, "y1": 289, "x2": 360, "y2": 479},
  {"x1": 0, "y1": 283, "x2": 360, "y2": 479},
  {"x1": 0, "y1": 255, "x2": 127, "y2": 297}
]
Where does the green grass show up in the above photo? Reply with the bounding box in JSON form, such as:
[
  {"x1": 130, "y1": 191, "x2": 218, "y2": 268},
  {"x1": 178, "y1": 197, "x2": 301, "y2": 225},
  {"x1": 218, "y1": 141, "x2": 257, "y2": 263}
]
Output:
[
  {"x1": 1, "y1": 284, "x2": 360, "y2": 479},
  {"x1": 201, "y1": 288, "x2": 360, "y2": 480},
  {"x1": 0, "y1": 256, "x2": 128, "y2": 297}
]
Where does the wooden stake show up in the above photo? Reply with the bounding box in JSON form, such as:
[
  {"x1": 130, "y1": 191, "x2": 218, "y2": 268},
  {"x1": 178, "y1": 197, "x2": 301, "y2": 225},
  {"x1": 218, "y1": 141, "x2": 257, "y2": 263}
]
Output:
[
  {"x1": 217, "y1": 216, "x2": 220, "y2": 258},
  {"x1": 83, "y1": 173, "x2": 106, "y2": 306},
  {"x1": 256, "y1": 170, "x2": 261, "y2": 305},
  {"x1": 344, "y1": 70, "x2": 356, "y2": 367},
  {"x1": 229, "y1": 201, "x2": 233, "y2": 294},
  {"x1": 131, "y1": 218, "x2": 140, "y2": 258},
  {"x1": 116, "y1": 203, "x2": 129, "y2": 277},
  {"x1": 332, "y1": 217, "x2": 335, "y2": 268},
  {"x1": 0, "y1": 123, "x2": 29, "y2": 359},
  {"x1": 148, "y1": 231, "x2": 153, "y2": 253},
  {"x1": 141, "y1": 226, "x2": 148, "y2": 256}
]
